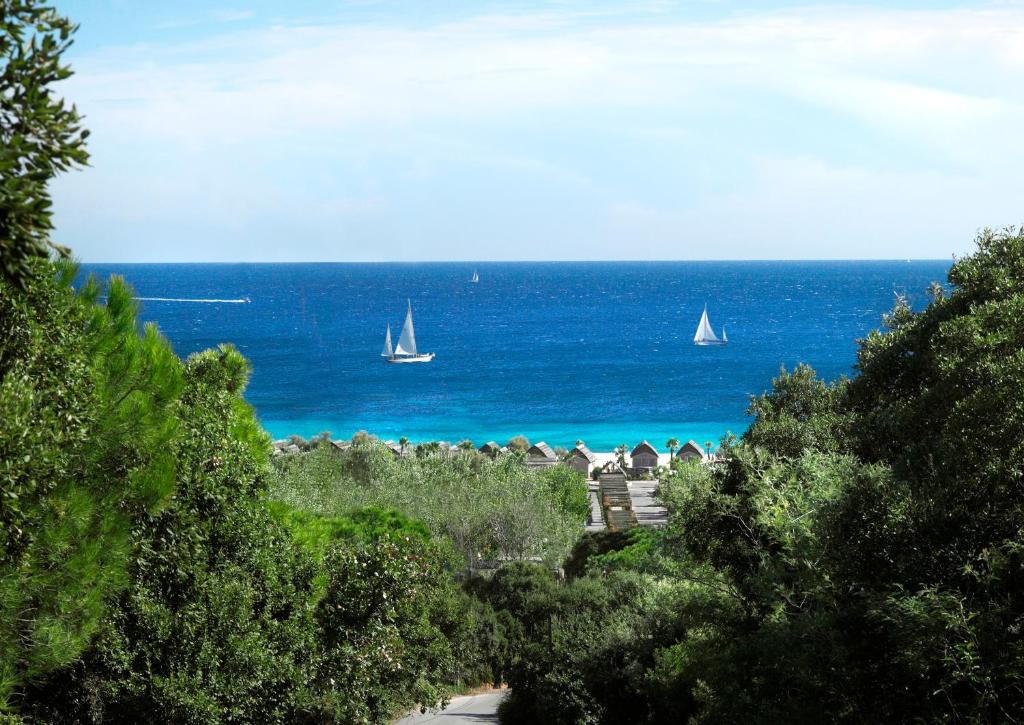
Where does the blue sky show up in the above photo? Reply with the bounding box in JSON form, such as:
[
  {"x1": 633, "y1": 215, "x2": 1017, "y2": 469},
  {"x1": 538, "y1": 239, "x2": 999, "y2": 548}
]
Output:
[{"x1": 52, "y1": 1, "x2": 1024, "y2": 261}]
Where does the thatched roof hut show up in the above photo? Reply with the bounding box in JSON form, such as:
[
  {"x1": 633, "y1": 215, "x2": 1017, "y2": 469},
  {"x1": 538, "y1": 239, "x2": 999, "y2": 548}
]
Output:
[
  {"x1": 574, "y1": 443, "x2": 596, "y2": 463},
  {"x1": 678, "y1": 439, "x2": 707, "y2": 462},
  {"x1": 568, "y1": 443, "x2": 596, "y2": 476},
  {"x1": 630, "y1": 440, "x2": 658, "y2": 471},
  {"x1": 526, "y1": 441, "x2": 557, "y2": 467},
  {"x1": 479, "y1": 441, "x2": 502, "y2": 456}
]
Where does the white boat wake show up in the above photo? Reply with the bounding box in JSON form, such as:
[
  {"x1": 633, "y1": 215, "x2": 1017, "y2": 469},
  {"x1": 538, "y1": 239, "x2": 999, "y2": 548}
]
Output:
[{"x1": 133, "y1": 297, "x2": 250, "y2": 303}]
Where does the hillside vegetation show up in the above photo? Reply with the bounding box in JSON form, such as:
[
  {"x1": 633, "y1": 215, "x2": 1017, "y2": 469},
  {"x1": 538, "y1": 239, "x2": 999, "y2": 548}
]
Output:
[
  {"x1": 2, "y1": 2, "x2": 1023, "y2": 721},
  {"x1": 270, "y1": 441, "x2": 589, "y2": 572},
  {"x1": 483, "y1": 227, "x2": 1024, "y2": 723}
]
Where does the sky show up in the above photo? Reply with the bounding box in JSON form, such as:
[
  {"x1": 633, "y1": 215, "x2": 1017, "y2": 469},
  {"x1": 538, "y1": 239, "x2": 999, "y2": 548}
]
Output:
[{"x1": 50, "y1": 0, "x2": 1024, "y2": 261}]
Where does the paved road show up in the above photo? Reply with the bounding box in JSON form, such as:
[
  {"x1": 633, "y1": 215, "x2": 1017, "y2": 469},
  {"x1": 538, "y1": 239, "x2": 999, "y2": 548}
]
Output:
[
  {"x1": 397, "y1": 691, "x2": 505, "y2": 724},
  {"x1": 629, "y1": 480, "x2": 668, "y2": 526}
]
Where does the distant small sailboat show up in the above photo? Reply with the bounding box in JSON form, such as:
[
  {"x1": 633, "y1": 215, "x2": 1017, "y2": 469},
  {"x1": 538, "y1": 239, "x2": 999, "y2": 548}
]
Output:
[
  {"x1": 471, "y1": 269, "x2": 479, "y2": 284},
  {"x1": 694, "y1": 304, "x2": 727, "y2": 346},
  {"x1": 383, "y1": 300, "x2": 435, "y2": 363}
]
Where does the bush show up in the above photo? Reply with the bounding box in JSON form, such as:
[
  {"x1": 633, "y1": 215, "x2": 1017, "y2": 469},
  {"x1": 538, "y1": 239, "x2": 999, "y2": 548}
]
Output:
[{"x1": 270, "y1": 444, "x2": 587, "y2": 571}]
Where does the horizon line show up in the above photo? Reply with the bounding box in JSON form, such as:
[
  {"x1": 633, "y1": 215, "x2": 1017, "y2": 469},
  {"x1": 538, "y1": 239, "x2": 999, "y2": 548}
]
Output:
[{"x1": 77, "y1": 258, "x2": 952, "y2": 265}]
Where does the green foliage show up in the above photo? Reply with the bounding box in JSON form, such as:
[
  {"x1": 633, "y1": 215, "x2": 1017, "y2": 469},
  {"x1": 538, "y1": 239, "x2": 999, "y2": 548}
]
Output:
[
  {"x1": 0, "y1": 261, "x2": 479, "y2": 722},
  {"x1": 269, "y1": 502, "x2": 434, "y2": 558},
  {"x1": 13, "y1": 341, "x2": 468, "y2": 723},
  {"x1": 0, "y1": 262, "x2": 181, "y2": 709},
  {"x1": 475, "y1": 562, "x2": 693, "y2": 725},
  {"x1": 538, "y1": 464, "x2": 590, "y2": 522},
  {"x1": 499, "y1": 228, "x2": 1024, "y2": 723},
  {"x1": 744, "y1": 363, "x2": 852, "y2": 457},
  {"x1": 270, "y1": 443, "x2": 587, "y2": 570},
  {"x1": 314, "y1": 531, "x2": 458, "y2": 722},
  {"x1": 564, "y1": 528, "x2": 667, "y2": 580},
  {"x1": 21, "y1": 345, "x2": 317, "y2": 722},
  {"x1": 0, "y1": 1, "x2": 89, "y2": 289},
  {"x1": 506, "y1": 435, "x2": 530, "y2": 452}
]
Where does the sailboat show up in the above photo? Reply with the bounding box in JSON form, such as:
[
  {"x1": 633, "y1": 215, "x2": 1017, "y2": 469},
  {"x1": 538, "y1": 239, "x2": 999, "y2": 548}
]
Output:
[
  {"x1": 383, "y1": 300, "x2": 435, "y2": 363},
  {"x1": 471, "y1": 269, "x2": 479, "y2": 284},
  {"x1": 694, "y1": 304, "x2": 727, "y2": 346}
]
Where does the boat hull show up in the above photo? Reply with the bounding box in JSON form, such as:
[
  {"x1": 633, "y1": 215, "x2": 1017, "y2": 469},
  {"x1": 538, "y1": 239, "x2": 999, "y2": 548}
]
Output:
[
  {"x1": 386, "y1": 353, "x2": 436, "y2": 363},
  {"x1": 694, "y1": 341, "x2": 727, "y2": 346}
]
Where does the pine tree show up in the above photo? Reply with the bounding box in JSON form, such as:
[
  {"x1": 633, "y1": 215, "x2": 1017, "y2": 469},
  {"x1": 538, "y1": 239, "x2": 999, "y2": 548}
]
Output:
[
  {"x1": 0, "y1": 263, "x2": 182, "y2": 709},
  {"x1": 0, "y1": 2, "x2": 89, "y2": 289}
]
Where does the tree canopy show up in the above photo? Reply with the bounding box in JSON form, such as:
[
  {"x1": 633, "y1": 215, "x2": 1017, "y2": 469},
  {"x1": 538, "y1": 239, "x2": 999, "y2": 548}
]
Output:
[
  {"x1": 1, "y1": 1, "x2": 88, "y2": 289},
  {"x1": 487, "y1": 227, "x2": 1024, "y2": 723}
]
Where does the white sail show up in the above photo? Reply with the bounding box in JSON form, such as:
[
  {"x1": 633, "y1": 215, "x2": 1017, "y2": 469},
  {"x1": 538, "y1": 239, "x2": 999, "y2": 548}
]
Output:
[
  {"x1": 694, "y1": 305, "x2": 720, "y2": 344},
  {"x1": 395, "y1": 300, "x2": 418, "y2": 355},
  {"x1": 381, "y1": 324, "x2": 394, "y2": 357},
  {"x1": 721, "y1": 325, "x2": 728, "y2": 343},
  {"x1": 471, "y1": 269, "x2": 479, "y2": 283}
]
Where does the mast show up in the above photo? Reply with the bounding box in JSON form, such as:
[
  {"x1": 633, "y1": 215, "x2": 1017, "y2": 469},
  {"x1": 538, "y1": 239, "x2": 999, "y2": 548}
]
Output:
[
  {"x1": 381, "y1": 324, "x2": 394, "y2": 358},
  {"x1": 395, "y1": 299, "x2": 418, "y2": 356}
]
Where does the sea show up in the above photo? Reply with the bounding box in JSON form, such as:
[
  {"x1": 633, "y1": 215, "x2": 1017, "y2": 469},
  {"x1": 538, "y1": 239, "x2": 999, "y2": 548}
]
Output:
[{"x1": 79, "y1": 261, "x2": 950, "y2": 451}]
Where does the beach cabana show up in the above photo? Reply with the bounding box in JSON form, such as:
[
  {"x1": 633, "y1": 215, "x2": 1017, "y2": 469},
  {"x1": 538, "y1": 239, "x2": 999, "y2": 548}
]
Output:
[
  {"x1": 526, "y1": 441, "x2": 557, "y2": 468},
  {"x1": 678, "y1": 439, "x2": 707, "y2": 462},
  {"x1": 479, "y1": 441, "x2": 502, "y2": 457},
  {"x1": 330, "y1": 440, "x2": 351, "y2": 454},
  {"x1": 630, "y1": 441, "x2": 659, "y2": 473},
  {"x1": 569, "y1": 444, "x2": 596, "y2": 477}
]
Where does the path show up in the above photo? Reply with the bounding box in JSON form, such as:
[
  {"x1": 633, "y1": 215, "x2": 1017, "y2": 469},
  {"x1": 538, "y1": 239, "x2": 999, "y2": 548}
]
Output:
[
  {"x1": 397, "y1": 691, "x2": 505, "y2": 724},
  {"x1": 629, "y1": 480, "x2": 668, "y2": 526},
  {"x1": 585, "y1": 482, "x2": 605, "y2": 532}
]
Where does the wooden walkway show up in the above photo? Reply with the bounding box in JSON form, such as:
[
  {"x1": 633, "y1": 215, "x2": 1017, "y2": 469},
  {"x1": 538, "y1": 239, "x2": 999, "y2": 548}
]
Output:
[
  {"x1": 588, "y1": 475, "x2": 667, "y2": 532},
  {"x1": 598, "y1": 472, "x2": 637, "y2": 532}
]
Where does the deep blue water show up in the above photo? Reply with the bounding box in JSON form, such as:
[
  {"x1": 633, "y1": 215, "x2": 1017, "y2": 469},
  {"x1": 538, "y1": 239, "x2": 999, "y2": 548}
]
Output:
[{"x1": 79, "y1": 261, "x2": 949, "y2": 450}]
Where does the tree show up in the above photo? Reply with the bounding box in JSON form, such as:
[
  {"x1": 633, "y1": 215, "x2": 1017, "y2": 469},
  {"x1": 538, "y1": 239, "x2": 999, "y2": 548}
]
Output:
[
  {"x1": 1, "y1": 1, "x2": 89, "y2": 289},
  {"x1": 1, "y1": 265, "x2": 182, "y2": 709},
  {"x1": 743, "y1": 364, "x2": 851, "y2": 457},
  {"x1": 506, "y1": 435, "x2": 530, "y2": 453},
  {"x1": 399, "y1": 435, "x2": 409, "y2": 456},
  {"x1": 495, "y1": 228, "x2": 1024, "y2": 722},
  {"x1": 666, "y1": 438, "x2": 679, "y2": 460},
  {"x1": 614, "y1": 444, "x2": 628, "y2": 470}
]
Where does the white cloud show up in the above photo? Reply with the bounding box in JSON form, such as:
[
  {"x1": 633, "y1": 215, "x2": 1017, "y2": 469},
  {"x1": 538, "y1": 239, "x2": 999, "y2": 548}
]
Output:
[
  {"x1": 67, "y1": 6, "x2": 1024, "y2": 149},
  {"x1": 54, "y1": 4, "x2": 1024, "y2": 260}
]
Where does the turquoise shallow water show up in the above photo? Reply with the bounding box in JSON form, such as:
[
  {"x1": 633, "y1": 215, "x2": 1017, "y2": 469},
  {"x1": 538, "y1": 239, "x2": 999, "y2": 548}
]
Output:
[{"x1": 81, "y1": 261, "x2": 949, "y2": 450}]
